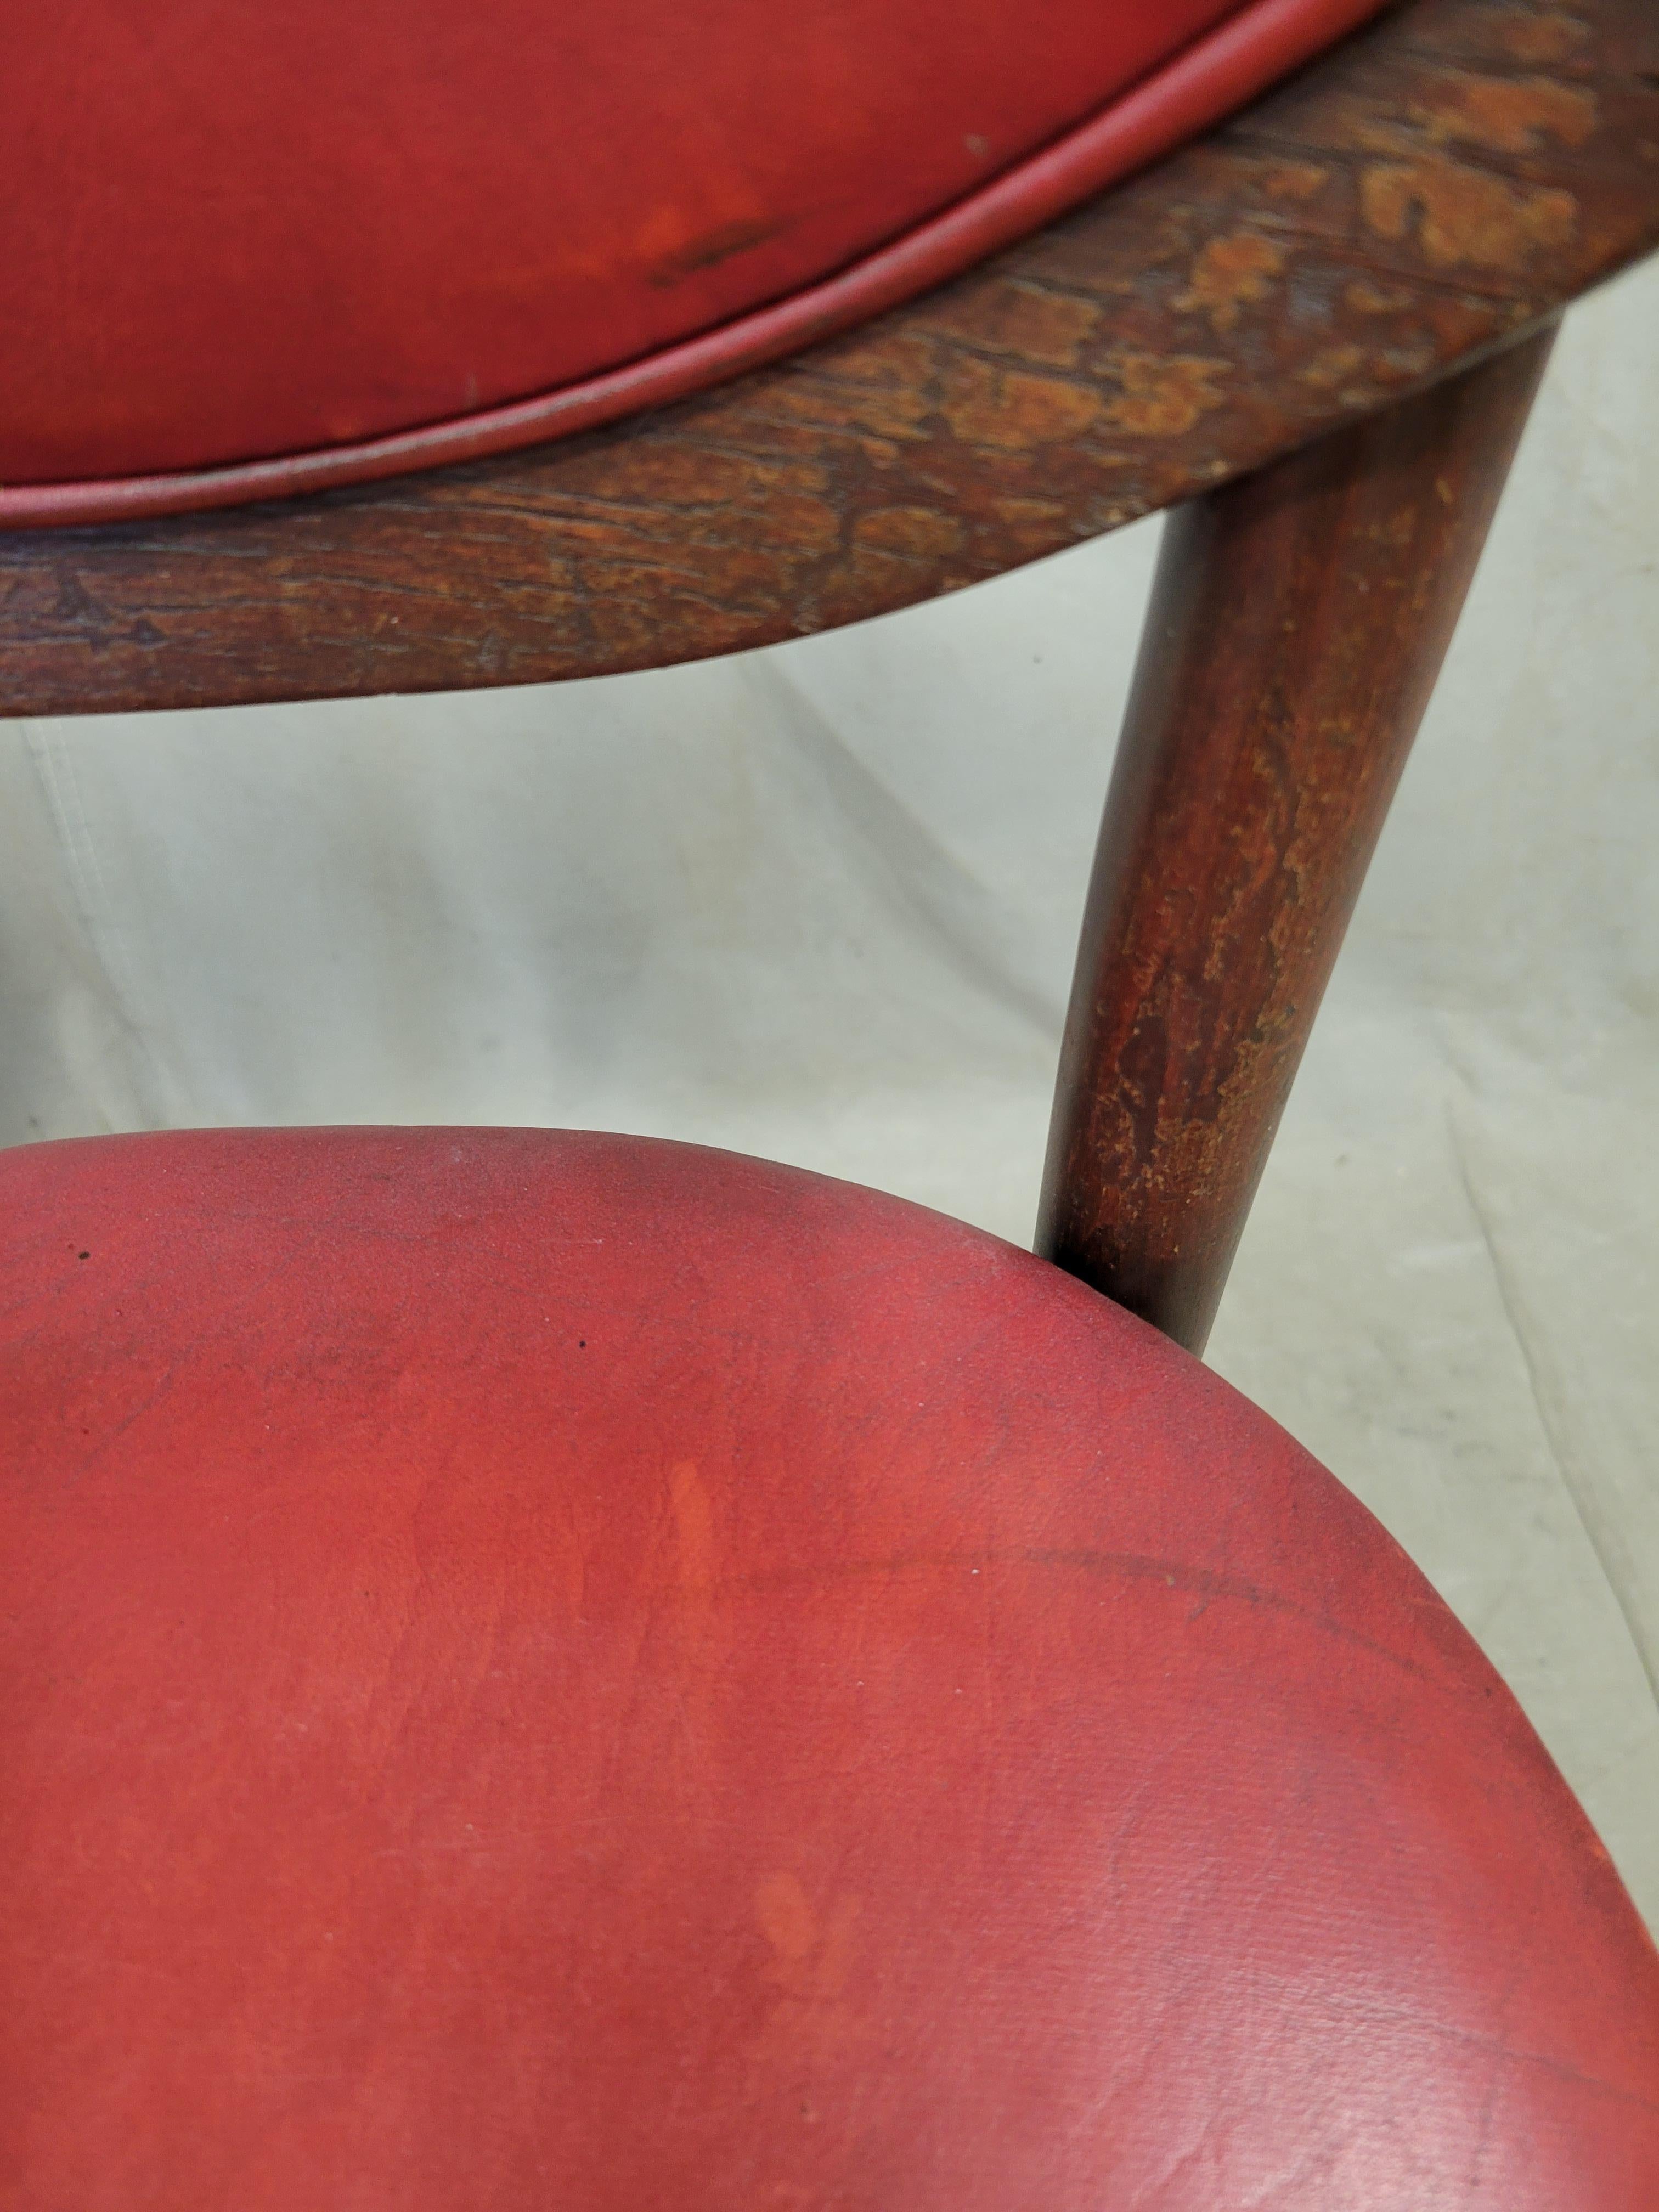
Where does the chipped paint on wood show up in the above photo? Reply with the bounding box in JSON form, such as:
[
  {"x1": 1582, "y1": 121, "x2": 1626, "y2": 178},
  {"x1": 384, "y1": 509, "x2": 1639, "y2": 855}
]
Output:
[
  {"x1": 934, "y1": 280, "x2": 1104, "y2": 365},
  {"x1": 1345, "y1": 277, "x2": 1416, "y2": 314},
  {"x1": 1299, "y1": 345, "x2": 1369, "y2": 388},
  {"x1": 1258, "y1": 160, "x2": 1331, "y2": 203},
  {"x1": 1496, "y1": 9, "x2": 1592, "y2": 63},
  {"x1": 851, "y1": 506, "x2": 966, "y2": 556},
  {"x1": 1101, "y1": 353, "x2": 1229, "y2": 436},
  {"x1": 1174, "y1": 232, "x2": 1287, "y2": 331},
  {"x1": 940, "y1": 362, "x2": 1102, "y2": 448},
  {"x1": 1412, "y1": 71, "x2": 1598, "y2": 153},
  {"x1": 1362, "y1": 160, "x2": 1578, "y2": 269}
]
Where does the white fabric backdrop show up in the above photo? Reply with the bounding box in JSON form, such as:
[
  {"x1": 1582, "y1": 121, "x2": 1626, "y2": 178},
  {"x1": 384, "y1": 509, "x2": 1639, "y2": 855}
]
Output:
[{"x1": 5, "y1": 261, "x2": 1656, "y2": 1922}]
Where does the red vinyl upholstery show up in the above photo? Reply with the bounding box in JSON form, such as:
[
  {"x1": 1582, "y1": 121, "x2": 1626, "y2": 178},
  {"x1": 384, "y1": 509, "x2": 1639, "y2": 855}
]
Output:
[
  {"x1": 4, "y1": 1127, "x2": 1656, "y2": 2208},
  {"x1": 2, "y1": 0, "x2": 1390, "y2": 521}
]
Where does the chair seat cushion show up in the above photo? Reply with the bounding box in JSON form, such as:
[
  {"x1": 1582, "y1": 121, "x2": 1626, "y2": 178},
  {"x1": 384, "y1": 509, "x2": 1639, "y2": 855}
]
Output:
[
  {"x1": 2, "y1": 0, "x2": 1389, "y2": 521},
  {"x1": 3, "y1": 1126, "x2": 1656, "y2": 2209}
]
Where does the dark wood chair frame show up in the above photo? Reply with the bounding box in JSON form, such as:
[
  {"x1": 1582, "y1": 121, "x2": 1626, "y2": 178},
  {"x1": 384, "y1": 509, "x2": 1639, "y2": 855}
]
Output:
[{"x1": 3, "y1": 0, "x2": 1656, "y2": 1357}]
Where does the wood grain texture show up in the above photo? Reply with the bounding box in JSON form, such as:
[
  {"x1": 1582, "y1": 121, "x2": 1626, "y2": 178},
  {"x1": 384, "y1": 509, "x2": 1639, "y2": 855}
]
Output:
[
  {"x1": 1036, "y1": 325, "x2": 1555, "y2": 1354},
  {"x1": 2, "y1": 0, "x2": 1655, "y2": 718}
]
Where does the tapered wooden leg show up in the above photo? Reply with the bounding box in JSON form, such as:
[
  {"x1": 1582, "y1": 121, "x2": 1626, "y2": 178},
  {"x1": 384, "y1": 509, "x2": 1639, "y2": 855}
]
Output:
[{"x1": 1036, "y1": 326, "x2": 1556, "y2": 1355}]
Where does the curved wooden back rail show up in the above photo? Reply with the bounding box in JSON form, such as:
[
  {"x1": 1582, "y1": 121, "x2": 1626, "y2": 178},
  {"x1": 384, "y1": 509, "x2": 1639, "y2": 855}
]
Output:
[
  {"x1": 3, "y1": 0, "x2": 1653, "y2": 718},
  {"x1": 2, "y1": 0, "x2": 1656, "y2": 1348}
]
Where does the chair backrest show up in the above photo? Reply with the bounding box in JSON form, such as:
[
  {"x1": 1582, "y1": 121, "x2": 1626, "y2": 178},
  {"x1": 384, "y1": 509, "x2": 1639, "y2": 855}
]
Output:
[
  {"x1": 3, "y1": 0, "x2": 1388, "y2": 523},
  {"x1": 1, "y1": 0, "x2": 1655, "y2": 1348},
  {"x1": 1, "y1": 0, "x2": 1652, "y2": 718}
]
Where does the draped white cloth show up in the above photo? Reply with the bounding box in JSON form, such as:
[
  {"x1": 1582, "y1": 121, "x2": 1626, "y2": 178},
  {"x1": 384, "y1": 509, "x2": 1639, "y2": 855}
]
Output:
[{"x1": 5, "y1": 261, "x2": 1657, "y2": 1922}]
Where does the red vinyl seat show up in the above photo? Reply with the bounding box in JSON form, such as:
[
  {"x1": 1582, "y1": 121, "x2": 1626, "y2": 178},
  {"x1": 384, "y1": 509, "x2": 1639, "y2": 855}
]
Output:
[
  {"x1": 2, "y1": 0, "x2": 1387, "y2": 517},
  {"x1": 4, "y1": 1125, "x2": 1656, "y2": 2208}
]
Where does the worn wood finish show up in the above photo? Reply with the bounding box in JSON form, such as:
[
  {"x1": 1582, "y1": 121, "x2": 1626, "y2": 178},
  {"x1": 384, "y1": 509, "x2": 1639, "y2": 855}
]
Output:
[
  {"x1": 2, "y1": 0, "x2": 1655, "y2": 719},
  {"x1": 1036, "y1": 324, "x2": 1554, "y2": 1353}
]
